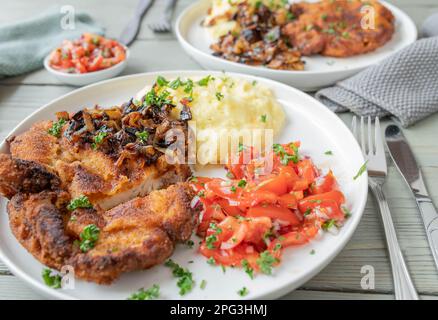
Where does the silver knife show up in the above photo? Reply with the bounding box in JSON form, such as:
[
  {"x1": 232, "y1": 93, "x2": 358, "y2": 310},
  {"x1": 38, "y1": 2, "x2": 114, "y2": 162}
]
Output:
[
  {"x1": 119, "y1": 0, "x2": 155, "y2": 46},
  {"x1": 385, "y1": 124, "x2": 438, "y2": 271}
]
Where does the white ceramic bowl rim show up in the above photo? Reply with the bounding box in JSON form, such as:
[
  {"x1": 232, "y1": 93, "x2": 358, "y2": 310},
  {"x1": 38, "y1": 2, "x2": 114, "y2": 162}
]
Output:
[{"x1": 43, "y1": 44, "x2": 130, "y2": 78}]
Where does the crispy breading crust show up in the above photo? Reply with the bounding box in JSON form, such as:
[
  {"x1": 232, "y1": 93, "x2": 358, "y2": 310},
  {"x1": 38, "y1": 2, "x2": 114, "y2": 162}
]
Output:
[
  {"x1": 0, "y1": 154, "x2": 61, "y2": 199},
  {"x1": 69, "y1": 183, "x2": 196, "y2": 284},
  {"x1": 7, "y1": 191, "x2": 72, "y2": 269}
]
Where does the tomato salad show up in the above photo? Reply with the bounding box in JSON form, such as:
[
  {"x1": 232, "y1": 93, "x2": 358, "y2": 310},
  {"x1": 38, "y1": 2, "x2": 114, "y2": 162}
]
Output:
[
  {"x1": 48, "y1": 33, "x2": 126, "y2": 74},
  {"x1": 190, "y1": 142, "x2": 350, "y2": 276}
]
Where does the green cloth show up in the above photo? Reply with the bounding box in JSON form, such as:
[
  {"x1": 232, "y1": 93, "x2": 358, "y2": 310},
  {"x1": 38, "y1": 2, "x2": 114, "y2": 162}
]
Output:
[{"x1": 0, "y1": 7, "x2": 104, "y2": 77}]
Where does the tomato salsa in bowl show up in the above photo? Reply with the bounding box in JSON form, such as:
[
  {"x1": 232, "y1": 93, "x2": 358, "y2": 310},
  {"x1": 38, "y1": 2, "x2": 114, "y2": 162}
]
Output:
[{"x1": 44, "y1": 33, "x2": 129, "y2": 86}]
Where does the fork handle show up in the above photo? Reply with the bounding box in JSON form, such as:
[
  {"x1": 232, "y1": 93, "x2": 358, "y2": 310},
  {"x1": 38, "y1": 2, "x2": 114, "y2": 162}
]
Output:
[
  {"x1": 369, "y1": 179, "x2": 419, "y2": 300},
  {"x1": 162, "y1": 0, "x2": 177, "y2": 22}
]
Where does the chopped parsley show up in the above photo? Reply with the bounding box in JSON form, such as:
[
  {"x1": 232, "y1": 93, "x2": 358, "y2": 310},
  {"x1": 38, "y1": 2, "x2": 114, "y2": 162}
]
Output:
[
  {"x1": 197, "y1": 75, "x2": 214, "y2": 86},
  {"x1": 260, "y1": 114, "x2": 267, "y2": 123},
  {"x1": 273, "y1": 143, "x2": 299, "y2": 165},
  {"x1": 241, "y1": 259, "x2": 254, "y2": 279},
  {"x1": 324, "y1": 150, "x2": 333, "y2": 155},
  {"x1": 128, "y1": 284, "x2": 160, "y2": 300},
  {"x1": 48, "y1": 118, "x2": 66, "y2": 137},
  {"x1": 256, "y1": 250, "x2": 279, "y2": 275},
  {"x1": 135, "y1": 130, "x2": 149, "y2": 143},
  {"x1": 342, "y1": 31, "x2": 350, "y2": 39},
  {"x1": 91, "y1": 130, "x2": 108, "y2": 149},
  {"x1": 310, "y1": 249, "x2": 316, "y2": 255},
  {"x1": 238, "y1": 142, "x2": 245, "y2": 152},
  {"x1": 186, "y1": 239, "x2": 195, "y2": 248},
  {"x1": 303, "y1": 208, "x2": 312, "y2": 216},
  {"x1": 145, "y1": 88, "x2": 172, "y2": 107},
  {"x1": 67, "y1": 195, "x2": 93, "y2": 211},
  {"x1": 42, "y1": 268, "x2": 62, "y2": 289},
  {"x1": 200, "y1": 280, "x2": 207, "y2": 290},
  {"x1": 215, "y1": 92, "x2": 224, "y2": 101},
  {"x1": 165, "y1": 259, "x2": 194, "y2": 296},
  {"x1": 252, "y1": 80, "x2": 257, "y2": 86},
  {"x1": 238, "y1": 179, "x2": 247, "y2": 188},
  {"x1": 184, "y1": 79, "x2": 194, "y2": 95},
  {"x1": 78, "y1": 224, "x2": 100, "y2": 252},
  {"x1": 353, "y1": 161, "x2": 368, "y2": 180},
  {"x1": 237, "y1": 287, "x2": 249, "y2": 297},
  {"x1": 342, "y1": 206, "x2": 352, "y2": 219},
  {"x1": 169, "y1": 77, "x2": 183, "y2": 89},
  {"x1": 156, "y1": 76, "x2": 169, "y2": 87},
  {"x1": 206, "y1": 222, "x2": 222, "y2": 249},
  {"x1": 230, "y1": 186, "x2": 237, "y2": 193},
  {"x1": 207, "y1": 257, "x2": 216, "y2": 265},
  {"x1": 322, "y1": 219, "x2": 337, "y2": 231}
]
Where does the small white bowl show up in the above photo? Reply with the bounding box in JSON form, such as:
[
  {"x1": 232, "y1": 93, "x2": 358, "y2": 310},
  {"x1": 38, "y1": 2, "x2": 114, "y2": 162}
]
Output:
[{"x1": 43, "y1": 45, "x2": 130, "y2": 86}]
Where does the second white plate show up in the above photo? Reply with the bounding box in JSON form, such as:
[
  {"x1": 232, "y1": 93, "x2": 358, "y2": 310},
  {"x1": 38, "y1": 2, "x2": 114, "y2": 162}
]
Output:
[{"x1": 175, "y1": 0, "x2": 417, "y2": 91}]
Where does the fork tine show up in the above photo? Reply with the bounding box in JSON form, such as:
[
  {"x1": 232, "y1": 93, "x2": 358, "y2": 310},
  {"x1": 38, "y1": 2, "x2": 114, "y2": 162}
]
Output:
[
  {"x1": 351, "y1": 116, "x2": 357, "y2": 140},
  {"x1": 374, "y1": 117, "x2": 384, "y2": 156},
  {"x1": 360, "y1": 116, "x2": 366, "y2": 154},
  {"x1": 367, "y1": 116, "x2": 374, "y2": 155}
]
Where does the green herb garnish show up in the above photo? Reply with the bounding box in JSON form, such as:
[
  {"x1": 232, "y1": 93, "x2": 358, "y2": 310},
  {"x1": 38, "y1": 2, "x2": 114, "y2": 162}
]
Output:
[
  {"x1": 215, "y1": 92, "x2": 224, "y2": 101},
  {"x1": 78, "y1": 224, "x2": 100, "y2": 252},
  {"x1": 200, "y1": 279, "x2": 207, "y2": 289},
  {"x1": 91, "y1": 130, "x2": 108, "y2": 149},
  {"x1": 156, "y1": 76, "x2": 169, "y2": 87},
  {"x1": 238, "y1": 179, "x2": 247, "y2": 188},
  {"x1": 135, "y1": 130, "x2": 149, "y2": 143},
  {"x1": 165, "y1": 259, "x2": 194, "y2": 296},
  {"x1": 198, "y1": 75, "x2": 214, "y2": 86},
  {"x1": 42, "y1": 268, "x2": 62, "y2": 289},
  {"x1": 322, "y1": 219, "x2": 337, "y2": 231},
  {"x1": 260, "y1": 114, "x2": 267, "y2": 123},
  {"x1": 237, "y1": 287, "x2": 249, "y2": 297},
  {"x1": 256, "y1": 250, "x2": 279, "y2": 275},
  {"x1": 48, "y1": 118, "x2": 66, "y2": 137},
  {"x1": 241, "y1": 259, "x2": 254, "y2": 279},
  {"x1": 128, "y1": 284, "x2": 160, "y2": 300},
  {"x1": 353, "y1": 161, "x2": 368, "y2": 180},
  {"x1": 324, "y1": 150, "x2": 333, "y2": 155},
  {"x1": 67, "y1": 195, "x2": 93, "y2": 211}
]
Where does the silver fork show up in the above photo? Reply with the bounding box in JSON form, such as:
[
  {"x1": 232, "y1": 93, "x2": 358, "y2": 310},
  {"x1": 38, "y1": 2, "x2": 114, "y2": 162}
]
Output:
[
  {"x1": 148, "y1": 0, "x2": 178, "y2": 33},
  {"x1": 352, "y1": 116, "x2": 419, "y2": 300}
]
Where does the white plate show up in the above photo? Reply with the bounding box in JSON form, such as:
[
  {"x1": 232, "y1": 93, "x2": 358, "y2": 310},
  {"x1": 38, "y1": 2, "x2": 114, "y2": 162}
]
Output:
[
  {"x1": 0, "y1": 71, "x2": 368, "y2": 300},
  {"x1": 175, "y1": 0, "x2": 417, "y2": 91}
]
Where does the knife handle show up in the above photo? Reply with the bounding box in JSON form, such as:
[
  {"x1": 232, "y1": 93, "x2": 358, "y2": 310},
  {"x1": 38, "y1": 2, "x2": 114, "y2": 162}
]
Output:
[
  {"x1": 369, "y1": 179, "x2": 419, "y2": 300},
  {"x1": 415, "y1": 195, "x2": 438, "y2": 270}
]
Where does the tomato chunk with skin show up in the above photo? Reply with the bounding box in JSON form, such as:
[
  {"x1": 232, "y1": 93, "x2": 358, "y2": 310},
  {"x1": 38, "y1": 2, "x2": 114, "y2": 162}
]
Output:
[{"x1": 247, "y1": 205, "x2": 301, "y2": 226}]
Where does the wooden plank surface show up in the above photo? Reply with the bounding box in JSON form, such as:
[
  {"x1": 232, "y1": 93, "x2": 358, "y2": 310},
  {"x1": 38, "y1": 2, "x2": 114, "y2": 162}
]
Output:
[{"x1": 1, "y1": 0, "x2": 438, "y2": 300}]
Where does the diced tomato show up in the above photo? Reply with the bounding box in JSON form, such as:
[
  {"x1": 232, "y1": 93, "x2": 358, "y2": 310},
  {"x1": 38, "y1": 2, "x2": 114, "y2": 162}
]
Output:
[
  {"x1": 255, "y1": 174, "x2": 287, "y2": 195},
  {"x1": 297, "y1": 159, "x2": 317, "y2": 183},
  {"x1": 247, "y1": 205, "x2": 301, "y2": 226},
  {"x1": 278, "y1": 193, "x2": 298, "y2": 209},
  {"x1": 311, "y1": 171, "x2": 337, "y2": 194}
]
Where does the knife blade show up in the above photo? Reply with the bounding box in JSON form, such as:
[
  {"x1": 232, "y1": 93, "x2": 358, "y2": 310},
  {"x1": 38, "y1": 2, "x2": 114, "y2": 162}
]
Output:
[
  {"x1": 385, "y1": 124, "x2": 438, "y2": 271},
  {"x1": 119, "y1": 0, "x2": 155, "y2": 46}
]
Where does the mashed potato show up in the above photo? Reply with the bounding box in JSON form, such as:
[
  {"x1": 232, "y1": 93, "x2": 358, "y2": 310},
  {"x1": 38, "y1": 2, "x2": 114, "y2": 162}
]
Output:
[{"x1": 136, "y1": 75, "x2": 285, "y2": 165}]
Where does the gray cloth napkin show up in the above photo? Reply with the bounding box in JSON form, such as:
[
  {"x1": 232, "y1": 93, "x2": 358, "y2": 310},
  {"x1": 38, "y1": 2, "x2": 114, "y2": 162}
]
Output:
[
  {"x1": 0, "y1": 7, "x2": 104, "y2": 77},
  {"x1": 316, "y1": 20, "x2": 438, "y2": 127}
]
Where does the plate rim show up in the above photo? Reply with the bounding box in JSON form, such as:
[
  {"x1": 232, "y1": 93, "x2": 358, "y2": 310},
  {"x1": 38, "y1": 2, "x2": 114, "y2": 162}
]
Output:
[
  {"x1": 0, "y1": 70, "x2": 368, "y2": 300},
  {"x1": 175, "y1": 0, "x2": 418, "y2": 76}
]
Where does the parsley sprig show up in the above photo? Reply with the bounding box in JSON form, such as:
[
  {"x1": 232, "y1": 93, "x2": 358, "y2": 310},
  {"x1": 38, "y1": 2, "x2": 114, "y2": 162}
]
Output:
[
  {"x1": 205, "y1": 222, "x2": 222, "y2": 249},
  {"x1": 256, "y1": 250, "x2": 279, "y2": 275},
  {"x1": 42, "y1": 268, "x2": 62, "y2": 289},
  {"x1": 128, "y1": 284, "x2": 160, "y2": 300},
  {"x1": 78, "y1": 224, "x2": 100, "y2": 252},
  {"x1": 48, "y1": 118, "x2": 66, "y2": 137},
  {"x1": 67, "y1": 195, "x2": 93, "y2": 211},
  {"x1": 165, "y1": 259, "x2": 194, "y2": 296}
]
